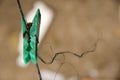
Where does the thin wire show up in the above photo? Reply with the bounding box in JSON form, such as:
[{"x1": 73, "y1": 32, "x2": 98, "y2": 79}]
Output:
[
  {"x1": 17, "y1": 0, "x2": 27, "y2": 26},
  {"x1": 36, "y1": 63, "x2": 42, "y2": 80},
  {"x1": 38, "y1": 39, "x2": 99, "y2": 64},
  {"x1": 54, "y1": 61, "x2": 80, "y2": 80}
]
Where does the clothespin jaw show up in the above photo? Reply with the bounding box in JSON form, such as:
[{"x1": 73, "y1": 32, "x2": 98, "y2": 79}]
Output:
[
  {"x1": 30, "y1": 9, "x2": 41, "y2": 38},
  {"x1": 22, "y1": 9, "x2": 41, "y2": 64}
]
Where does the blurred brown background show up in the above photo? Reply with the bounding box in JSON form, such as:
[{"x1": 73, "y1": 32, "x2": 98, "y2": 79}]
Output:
[{"x1": 0, "y1": 0, "x2": 120, "y2": 80}]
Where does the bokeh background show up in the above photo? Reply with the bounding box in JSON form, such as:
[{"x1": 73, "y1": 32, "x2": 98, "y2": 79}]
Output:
[{"x1": 0, "y1": 0, "x2": 120, "y2": 80}]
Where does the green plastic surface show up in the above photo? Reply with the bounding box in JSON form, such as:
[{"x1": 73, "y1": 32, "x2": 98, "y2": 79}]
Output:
[{"x1": 22, "y1": 9, "x2": 41, "y2": 64}]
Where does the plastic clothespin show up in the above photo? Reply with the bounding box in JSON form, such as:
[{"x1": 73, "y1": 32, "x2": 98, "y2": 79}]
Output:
[{"x1": 22, "y1": 9, "x2": 41, "y2": 64}]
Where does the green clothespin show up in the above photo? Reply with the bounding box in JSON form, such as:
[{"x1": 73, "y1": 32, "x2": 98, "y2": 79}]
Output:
[
  {"x1": 22, "y1": 9, "x2": 41, "y2": 64},
  {"x1": 17, "y1": 1, "x2": 42, "y2": 80},
  {"x1": 17, "y1": 0, "x2": 41, "y2": 64}
]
